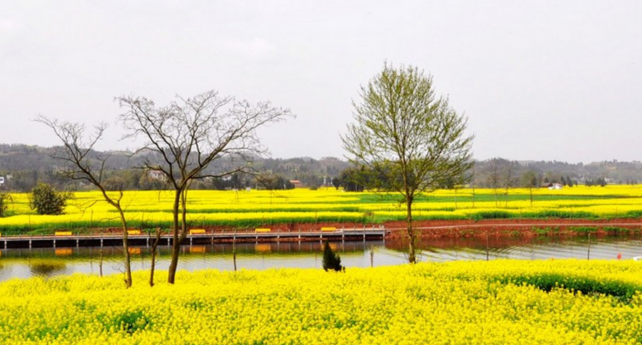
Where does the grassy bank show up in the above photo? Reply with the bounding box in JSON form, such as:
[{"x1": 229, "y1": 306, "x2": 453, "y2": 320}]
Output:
[{"x1": 1, "y1": 260, "x2": 642, "y2": 344}]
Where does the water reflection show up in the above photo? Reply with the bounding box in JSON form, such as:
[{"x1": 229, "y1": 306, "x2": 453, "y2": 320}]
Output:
[
  {"x1": 29, "y1": 259, "x2": 67, "y2": 276},
  {"x1": 0, "y1": 233, "x2": 641, "y2": 281}
]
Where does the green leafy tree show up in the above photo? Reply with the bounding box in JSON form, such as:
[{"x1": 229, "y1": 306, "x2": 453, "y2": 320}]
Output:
[
  {"x1": 29, "y1": 183, "x2": 69, "y2": 215},
  {"x1": 331, "y1": 177, "x2": 341, "y2": 190},
  {"x1": 339, "y1": 166, "x2": 367, "y2": 192},
  {"x1": 342, "y1": 63, "x2": 473, "y2": 263}
]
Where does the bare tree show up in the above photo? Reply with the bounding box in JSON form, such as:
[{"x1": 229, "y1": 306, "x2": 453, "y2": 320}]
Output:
[
  {"x1": 118, "y1": 90, "x2": 292, "y2": 284},
  {"x1": 35, "y1": 116, "x2": 133, "y2": 288},
  {"x1": 520, "y1": 170, "x2": 539, "y2": 207},
  {"x1": 485, "y1": 158, "x2": 519, "y2": 208},
  {"x1": 342, "y1": 63, "x2": 473, "y2": 263},
  {"x1": 502, "y1": 160, "x2": 519, "y2": 208},
  {"x1": 487, "y1": 159, "x2": 502, "y2": 207}
]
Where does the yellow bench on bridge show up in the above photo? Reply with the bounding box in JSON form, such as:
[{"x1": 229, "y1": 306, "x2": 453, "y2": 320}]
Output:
[
  {"x1": 55, "y1": 231, "x2": 72, "y2": 236},
  {"x1": 255, "y1": 228, "x2": 271, "y2": 233},
  {"x1": 321, "y1": 227, "x2": 337, "y2": 232},
  {"x1": 189, "y1": 229, "x2": 206, "y2": 235},
  {"x1": 127, "y1": 230, "x2": 141, "y2": 235}
]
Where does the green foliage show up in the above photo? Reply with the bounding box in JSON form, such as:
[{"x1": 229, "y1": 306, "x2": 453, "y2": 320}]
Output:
[
  {"x1": 29, "y1": 183, "x2": 70, "y2": 215},
  {"x1": 569, "y1": 226, "x2": 598, "y2": 233},
  {"x1": 520, "y1": 210, "x2": 598, "y2": 219},
  {"x1": 472, "y1": 210, "x2": 513, "y2": 220},
  {"x1": 342, "y1": 63, "x2": 473, "y2": 263},
  {"x1": 520, "y1": 170, "x2": 539, "y2": 188},
  {"x1": 322, "y1": 241, "x2": 343, "y2": 272},
  {"x1": 255, "y1": 172, "x2": 295, "y2": 190},
  {"x1": 109, "y1": 310, "x2": 151, "y2": 334},
  {"x1": 0, "y1": 192, "x2": 10, "y2": 217},
  {"x1": 495, "y1": 273, "x2": 640, "y2": 303},
  {"x1": 339, "y1": 166, "x2": 367, "y2": 192},
  {"x1": 603, "y1": 226, "x2": 637, "y2": 234},
  {"x1": 342, "y1": 63, "x2": 473, "y2": 196},
  {"x1": 625, "y1": 210, "x2": 642, "y2": 218}
]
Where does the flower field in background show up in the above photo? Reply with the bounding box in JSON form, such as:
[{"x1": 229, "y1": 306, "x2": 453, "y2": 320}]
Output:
[
  {"x1": 2, "y1": 186, "x2": 642, "y2": 233},
  {"x1": 0, "y1": 260, "x2": 641, "y2": 344}
]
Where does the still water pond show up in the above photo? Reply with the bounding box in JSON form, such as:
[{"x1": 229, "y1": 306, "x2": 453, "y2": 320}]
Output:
[{"x1": 1, "y1": 234, "x2": 642, "y2": 281}]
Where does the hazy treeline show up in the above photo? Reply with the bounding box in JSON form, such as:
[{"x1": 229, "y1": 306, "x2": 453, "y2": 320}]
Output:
[
  {"x1": 0, "y1": 144, "x2": 350, "y2": 192},
  {"x1": 471, "y1": 158, "x2": 641, "y2": 188},
  {"x1": 0, "y1": 144, "x2": 640, "y2": 192}
]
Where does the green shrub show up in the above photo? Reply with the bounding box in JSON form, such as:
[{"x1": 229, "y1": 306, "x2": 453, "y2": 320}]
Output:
[{"x1": 29, "y1": 183, "x2": 71, "y2": 215}]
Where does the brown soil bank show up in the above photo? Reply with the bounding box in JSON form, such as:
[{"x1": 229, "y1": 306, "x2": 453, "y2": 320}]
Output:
[
  {"x1": 91, "y1": 218, "x2": 642, "y2": 242},
  {"x1": 382, "y1": 218, "x2": 642, "y2": 239},
  {"x1": 234, "y1": 218, "x2": 642, "y2": 240}
]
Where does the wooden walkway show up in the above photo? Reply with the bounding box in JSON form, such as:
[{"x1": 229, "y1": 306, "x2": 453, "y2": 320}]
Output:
[{"x1": 0, "y1": 228, "x2": 389, "y2": 249}]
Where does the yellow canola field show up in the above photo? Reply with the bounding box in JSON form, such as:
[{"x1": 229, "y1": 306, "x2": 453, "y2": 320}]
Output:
[
  {"x1": 0, "y1": 260, "x2": 641, "y2": 344},
  {"x1": 2, "y1": 186, "x2": 642, "y2": 231}
]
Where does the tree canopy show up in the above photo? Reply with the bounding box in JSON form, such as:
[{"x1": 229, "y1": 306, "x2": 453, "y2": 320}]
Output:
[{"x1": 342, "y1": 63, "x2": 473, "y2": 262}]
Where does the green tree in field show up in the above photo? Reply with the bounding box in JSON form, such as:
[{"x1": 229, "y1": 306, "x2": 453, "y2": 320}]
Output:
[
  {"x1": 342, "y1": 63, "x2": 473, "y2": 263},
  {"x1": 339, "y1": 166, "x2": 367, "y2": 192},
  {"x1": 331, "y1": 177, "x2": 341, "y2": 190},
  {"x1": 29, "y1": 183, "x2": 69, "y2": 215}
]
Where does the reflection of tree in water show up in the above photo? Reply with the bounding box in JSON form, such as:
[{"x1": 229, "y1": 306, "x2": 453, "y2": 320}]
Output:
[{"x1": 30, "y1": 260, "x2": 66, "y2": 276}]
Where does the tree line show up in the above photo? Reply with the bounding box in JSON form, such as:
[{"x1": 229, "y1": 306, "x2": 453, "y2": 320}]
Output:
[{"x1": 1, "y1": 147, "x2": 636, "y2": 194}]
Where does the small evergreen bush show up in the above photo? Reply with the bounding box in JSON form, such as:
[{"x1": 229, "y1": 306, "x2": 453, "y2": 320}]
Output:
[{"x1": 322, "y1": 241, "x2": 343, "y2": 272}]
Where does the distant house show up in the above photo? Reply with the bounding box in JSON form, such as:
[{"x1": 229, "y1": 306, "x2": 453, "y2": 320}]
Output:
[
  {"x1": 0, "y1": 176, "x2": 4, "y2": 185},
  {"x1": 541, "y1": 182, "x2": 563, "y2": 190},
  {"x1": 148, "y1": 171, "x2": 165, "y2": 180},
  {"x1": 289, "y1": 180, "x2": 303, "y2": 188}
]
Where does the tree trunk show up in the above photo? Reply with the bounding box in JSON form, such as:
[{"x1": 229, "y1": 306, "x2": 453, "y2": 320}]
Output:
[
  {"x1": 167, "y1": 190, "x2": 182, "y2": 284},
  {"x1": 119, "y1": 209, "x2": 132, "y2": 288},
  {"x1": 472, "y1": 185, "x2": 475, "y2": 209},
  {"x1": 406, "y1": 196, "x2": 416, "y2": 263},
  {"x1": 505, "y1": 187, "x2": 509, "y2": 208},
  {"x1": 494, "y1": 189, "x2": 498, "y2": 207},
  {"x1": 454, "y1": 188, "x2": 457, "y2": 210},
  {"x1": 149, "y1": 227, "x2": 161, "y2": 287},
  {"x1": 99, "y1": 250, "x2": 103, "y2": 277}
]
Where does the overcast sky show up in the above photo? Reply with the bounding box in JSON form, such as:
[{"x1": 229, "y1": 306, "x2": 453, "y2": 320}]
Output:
[{"x1": 1, "y1": 1, "x2": 641, "y2": 163}]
